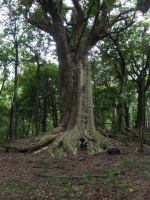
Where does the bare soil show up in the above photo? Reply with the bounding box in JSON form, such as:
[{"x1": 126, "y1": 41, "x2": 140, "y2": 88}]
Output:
[{"x1": 0, "y1": 138, "x2": 150, "y2": 200}]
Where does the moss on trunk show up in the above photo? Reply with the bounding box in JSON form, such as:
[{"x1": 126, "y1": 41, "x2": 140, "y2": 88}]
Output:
[
  {"x1": 0, "y1": 128, "x2": 111, "y2": 156},
  {"x1": 49, "y1": 126, "x2": 111, "y2": 156}
]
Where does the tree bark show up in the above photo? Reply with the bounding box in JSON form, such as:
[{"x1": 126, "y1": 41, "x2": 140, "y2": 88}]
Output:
[
  {"x1": 108, "y1": 33, "x2": 127, "y2": 132},
  {"x1": 42, "y1": 96, "x2": 48, "y2": 132},
  {"x1": 124, "y1": 102, "x2": 130, "y2": 128},
  {"x1": 55, "y1": 55, "x2": 109, "y2": 155},
  {"x1": 34, "y1": 55, "x2": 41, "y2": 135},
  {"x1": 136, "y1": 80, "x2": 145, "y2": 128},
  {"x1": 10, "y1": 31, "x2": 19, "y2": 142}
]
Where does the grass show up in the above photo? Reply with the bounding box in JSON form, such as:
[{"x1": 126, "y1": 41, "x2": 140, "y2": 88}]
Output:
[
  {"x1": 1, "y1": 156, "x2": 150, "y2": 199},
  {"x1": 2, "y1": 176, "x2": 25, "y2": 200}
]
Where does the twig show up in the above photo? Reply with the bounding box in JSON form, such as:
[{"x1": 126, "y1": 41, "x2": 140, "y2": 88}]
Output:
[
  {"x1": 101, "y1": 129, "x2": 110, "y2": 140},
  {"x1": 35, "y1": 172, "x2": 125, "y2": 179}
]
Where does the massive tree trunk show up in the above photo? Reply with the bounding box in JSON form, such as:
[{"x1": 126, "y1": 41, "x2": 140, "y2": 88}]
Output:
[
  {"x1": 2, "y1": 0, "x2": 137, "y2": 155},
  {"x1": 56, "y1": 55, "x2": 109, "y2": 155}
]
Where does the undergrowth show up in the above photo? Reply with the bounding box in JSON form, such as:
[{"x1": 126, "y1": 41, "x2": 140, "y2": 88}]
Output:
[{"x1": 1, "y1": 156, "x2": 150, "y2": 199}]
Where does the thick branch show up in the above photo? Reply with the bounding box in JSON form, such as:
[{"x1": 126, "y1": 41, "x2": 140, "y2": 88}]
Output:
[
  {"x1": 72, "y1": 0, "x2": 84, "y2": 21},
  {"x1": 108, "y1": 34, "x2": 126, "y2": 75},
  {"x1": 26, "y1": 17, "x2": 54, "y2": 36},
  {"x1": 90, "y1": 9, "x2": 136, "y2": 48}
]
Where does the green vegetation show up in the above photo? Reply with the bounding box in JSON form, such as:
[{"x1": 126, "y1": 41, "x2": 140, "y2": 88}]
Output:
[
  {"x1": 0, "y1": 0, "x2": 149, "y2": 142},
  {"x1": 1, "y1": 156, "x2": 150, "y2": 199}
]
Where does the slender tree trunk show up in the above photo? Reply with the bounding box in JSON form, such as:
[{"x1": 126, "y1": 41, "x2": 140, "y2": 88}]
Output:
[
  {"x1": 124, "y1": 102, "x2": 130, "y2": 128},
  {"x1": 108, "y1": 34, "x2": 127, "y2": 133},
  {"x1": 0, "y1": 77, "x2": 5, "y2": 94},
  {"x1": 51, "y1": 94, "x2": 58, "y2": 128},
  {"x1": 10, "y1": 40, "x2": 18, "y2": 142},
  {"x1": 136, "y1": 80, "x2": 145, "y2": 129},
  {"x1": 112, "y1": 108, "x2": 117, "y2": 130},
  {"x1": 117, "y1": 75, "x2": 126, "y2": 132},
  {"x1": 35, "y1": 56, "x2": 41, "y2": 135},
  {"x1": 42, "y1": 71, "x2": 49, "y2": 132},
  {"x1": 26, "y1": 120, "x2": 31, "y2": 137},
  {"x1": 10, "y1": 100, "x2": 14, "y2": 141},
  {"x1": 42, "y1": 96, "x2": 47, "y2": 132}
]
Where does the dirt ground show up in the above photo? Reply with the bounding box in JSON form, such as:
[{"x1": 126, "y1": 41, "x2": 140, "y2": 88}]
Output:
[{"x1": 0, "y1": 138, "x2": 150, "y2": 200}]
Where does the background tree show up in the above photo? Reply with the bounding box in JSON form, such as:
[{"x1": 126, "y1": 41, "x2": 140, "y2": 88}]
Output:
[
  {"x1": 98, "y1": 33, "x2": 128, "y2": 132},
  {"x1": 2, "y1": 2, "x2": 21, "y2": 141},
  {"x1": 97, "y1": 17, "x2": 150, "y2": 131},
  {"x1": 90, "y1": 52, "x2": 118, "y2": 130},
  {"x1": 0, "y1": 0, "x2": 57, "y2": 141},
  {"x1": 127, "y1": 24, "x2": 150, "y2": 129},
  {"x1": 17, "y1": 62, "x2": 59, "y2": 137}
]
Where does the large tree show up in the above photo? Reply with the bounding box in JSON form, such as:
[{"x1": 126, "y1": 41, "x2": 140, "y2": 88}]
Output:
[
  {"x1": 128, "y1": 26, "x2": 150, "y2": 129},
  {"x1": 2, "y1": 0, "x2": 148, "y2": 155}
]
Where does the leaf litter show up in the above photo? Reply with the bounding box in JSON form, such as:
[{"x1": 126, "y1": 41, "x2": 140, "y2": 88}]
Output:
[{"x1": 0, "y1": 138, "x2": 150, "y2": 200}]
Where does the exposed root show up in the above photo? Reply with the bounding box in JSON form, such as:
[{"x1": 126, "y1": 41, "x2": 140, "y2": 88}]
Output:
[
  {"x1": 0, "y1": 126, "x2": 111, "y2": 156},
  {"x1": 52, "y1": 127, "x2": 112, "y2": 156},
  {"x1": 0, "y1": 133, "x2": 58, "y2": 153}
]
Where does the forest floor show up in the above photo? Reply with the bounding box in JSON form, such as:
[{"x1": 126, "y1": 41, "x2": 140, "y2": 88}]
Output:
[{"x1": 0, "y1": 137, "x2": 150, "y2": 200}]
